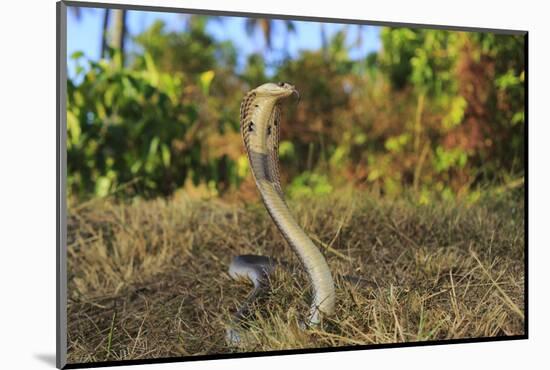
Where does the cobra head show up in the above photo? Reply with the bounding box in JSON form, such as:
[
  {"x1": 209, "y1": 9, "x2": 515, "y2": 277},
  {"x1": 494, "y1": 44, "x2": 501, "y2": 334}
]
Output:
[{"x1": 254, "y1": 82, "x2": 300, "y2": 100}]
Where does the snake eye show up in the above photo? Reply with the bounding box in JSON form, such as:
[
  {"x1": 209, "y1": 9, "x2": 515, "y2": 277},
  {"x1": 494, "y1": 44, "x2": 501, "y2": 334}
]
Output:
[{"x1": 277, "y1": 82, "x2": 285, "y2": 87}]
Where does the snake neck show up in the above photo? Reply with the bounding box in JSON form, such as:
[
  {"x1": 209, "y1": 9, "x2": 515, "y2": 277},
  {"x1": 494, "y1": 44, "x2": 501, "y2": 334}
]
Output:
[
  {"x1": 240, "y1": 89, "x2": 336, "y2": 324},
  {"x1": 257, "y1": 180, "x2": 336, "y2": 324}
]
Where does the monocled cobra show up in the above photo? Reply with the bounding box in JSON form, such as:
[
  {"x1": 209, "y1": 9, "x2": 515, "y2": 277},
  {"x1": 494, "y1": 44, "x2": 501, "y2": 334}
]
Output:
[{"x1": 227, "y1": 82, "x2": 336, "y2": 342}]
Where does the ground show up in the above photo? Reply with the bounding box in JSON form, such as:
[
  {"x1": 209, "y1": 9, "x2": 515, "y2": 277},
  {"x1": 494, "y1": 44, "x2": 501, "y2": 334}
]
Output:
[{"x1": 66, "y1": 189, "x2": 525, "y2": 364}]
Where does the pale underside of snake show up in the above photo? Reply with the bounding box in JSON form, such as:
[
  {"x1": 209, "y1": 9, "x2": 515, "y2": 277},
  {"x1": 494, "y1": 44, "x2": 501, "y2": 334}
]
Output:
[{"x1": 226, "y1": 82, "x2": 336, "y2": 342}]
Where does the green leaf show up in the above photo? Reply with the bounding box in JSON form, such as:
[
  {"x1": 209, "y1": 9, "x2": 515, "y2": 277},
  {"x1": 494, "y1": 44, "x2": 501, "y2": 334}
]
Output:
[
  {"x1": 329, "y1": 146, "x2": 348, "y2": 167},
  {"x1": 442, "y1": 96, "x2": 467, "y2": 129},
  {"x1": 70, "y1": 51, "x2": 84, "y2": 60},
  {"x1": 148, "y1": 137, "x2": 160, "y2": 157},
  {"x1": 288, "y1": 171, "x2": 333, "y2": 198},
  {"x1": 95, "y1": 176, "x2": 111, "y2": 197},
  {"x1": 144, "y1": 52, "x2": 159, "y2": 86},
  {"x1": 278, "y1": 141, "x2": 295, "y2": 159},
  {"x1": 198, "y1": 70, "x2": 215, "y2": 95},
  {"x1": 161, "y1": 143, "x2": 171, "y2": 167},
  {"x1": 385, "y1": 134, "x2": 410, "y2": 152},
  {"x1": 354, "y1": 133, "x2": 367, "y2": 145},
  {"x1": 237, "y1": 155, "x2": 249, "y2": 178},
  {"x1": 512, "y1": 111, "x2": 524, "y2": 125},
  {"x1": 66, "y1": 110, "x2": 81, "y2": 147}
]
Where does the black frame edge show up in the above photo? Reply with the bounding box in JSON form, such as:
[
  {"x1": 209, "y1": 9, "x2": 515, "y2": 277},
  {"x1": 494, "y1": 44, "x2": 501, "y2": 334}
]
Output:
[
  {"x1": 57, "y1": 1, "x2": 68, "y2": 369},
  {"x1": 523, "y1": 32, "x2": 529, "y2": 339}
]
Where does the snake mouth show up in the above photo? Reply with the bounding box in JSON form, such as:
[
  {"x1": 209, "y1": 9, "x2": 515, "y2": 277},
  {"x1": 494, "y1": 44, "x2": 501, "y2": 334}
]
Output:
[{"x1": 277, "y1": 82, "x2": 299, "y2": 100}]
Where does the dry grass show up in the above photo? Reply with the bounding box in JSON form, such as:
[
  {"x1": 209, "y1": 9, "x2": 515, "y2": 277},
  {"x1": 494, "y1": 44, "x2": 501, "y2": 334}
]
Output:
[{"x1": 66, "y1": 190, "x2": 525, "y2": 364}]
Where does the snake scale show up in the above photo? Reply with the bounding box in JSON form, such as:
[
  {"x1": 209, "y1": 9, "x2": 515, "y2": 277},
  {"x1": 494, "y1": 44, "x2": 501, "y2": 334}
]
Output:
[{"x1": 227, "y1": 82, "x2": 336, "y2": 340}]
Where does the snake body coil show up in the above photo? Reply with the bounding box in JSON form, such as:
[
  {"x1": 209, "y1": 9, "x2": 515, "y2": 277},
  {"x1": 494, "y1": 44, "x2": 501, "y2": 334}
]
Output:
[{"x1": 229, "y1": 82, "x2": 336, "y2": 328}]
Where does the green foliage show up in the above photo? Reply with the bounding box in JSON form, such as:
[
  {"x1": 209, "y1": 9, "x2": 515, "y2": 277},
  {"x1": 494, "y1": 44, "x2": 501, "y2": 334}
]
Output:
[
  {"x1": 68, "y1": 51, "x2": 189, "y2": 197},
  {"x1": 379, "y1": 29, "x2": 460, "y2": 98},
  {"x1": 287, "y1": 171, "x2": 333, "y2": 198},
  {"x1": 67, "y1": 49, "x2": 244, "y2": 198},
  {"x1": 242, "y1": 53, "x2": 267, "y2": 88},
  {"x1": 67, "y1": 18, "x2": 525, "y2": 202},
  {"x1": 385, "y1": 134, "x2": 411, "y2": 153},
  {"x1": 442, "y1": 96, "x2": 467, "y2": 129},
  {"x1": 433, "y1": 146, "x2": 468, "y2": 173},
  {"x1": 133, "y1": 19, "x2": 236, "y2": 74}
]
